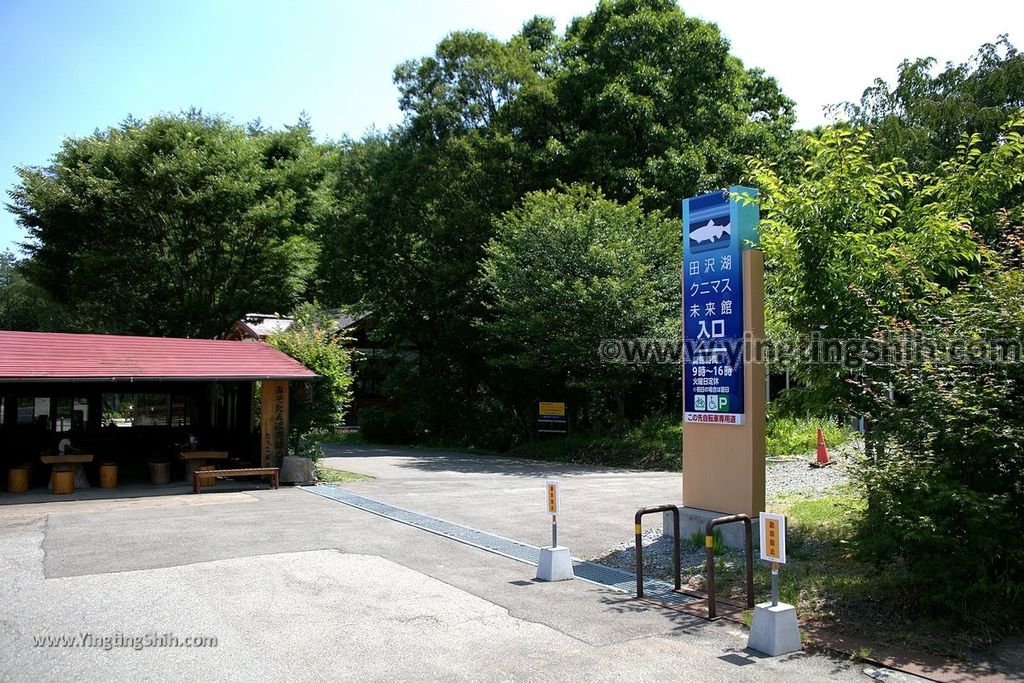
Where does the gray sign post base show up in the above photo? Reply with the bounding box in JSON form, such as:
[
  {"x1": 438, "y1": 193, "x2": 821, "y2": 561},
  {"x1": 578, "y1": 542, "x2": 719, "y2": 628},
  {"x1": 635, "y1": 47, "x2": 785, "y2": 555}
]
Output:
[
  {"x1": 747, "y1": 601, "x2": 801, "y2": 656},
  {"x1": 536, "y1": 547, "x2": 574, "y2": 582}
]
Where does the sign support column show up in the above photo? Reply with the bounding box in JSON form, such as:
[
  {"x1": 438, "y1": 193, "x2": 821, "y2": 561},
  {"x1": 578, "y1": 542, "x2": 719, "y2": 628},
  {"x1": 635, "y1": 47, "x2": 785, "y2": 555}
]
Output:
[
  {"x1": 748, "y1": 511, "x2": 800, "y2": 656},
  {"x1": 261, "y1": 380, "x2": 289, "y2": 467},
  {"x1": 679, "y1": 186, "x2": 766, "y2": 541},
  {"x1": 536, "y1": 480, "x2": 573, "y2": 582}
]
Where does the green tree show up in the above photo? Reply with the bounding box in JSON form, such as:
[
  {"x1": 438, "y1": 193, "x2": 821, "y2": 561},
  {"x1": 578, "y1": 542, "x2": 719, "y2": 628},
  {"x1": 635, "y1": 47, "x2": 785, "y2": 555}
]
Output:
[
  {"x1": 315, "y1": 127, "x2": 533, "y2": 445},
  {"x1": 0, "y1": 251, "x2": 67, "y2": 331},
  {"x1": 394, "y1": 28, "x2": 548, "y2": 142},
  {"x1": 749, "y1": 125, "x2": 985, "y2": 410},
  {"x1": 267, "y1": 302, "x2": 354, "y2": 443},
  {"x1": 850, "y1": 245, "x2": 1024, "y2": 627},
  {"x1": 847, "y1": 36, "x2": 1024, "y2": 172},
  {"x1": 551, "y1": 0, "x2": 795, "y2": 210},
  {"x1": 7, "y1": 110, "x2": 327, "y2": 338},
  {"x1": 316, "y1": 1, "x2": 796, "y2": 440},
  {"x1": 480, "y1": 186, "x2": 679, "y2": 427}
]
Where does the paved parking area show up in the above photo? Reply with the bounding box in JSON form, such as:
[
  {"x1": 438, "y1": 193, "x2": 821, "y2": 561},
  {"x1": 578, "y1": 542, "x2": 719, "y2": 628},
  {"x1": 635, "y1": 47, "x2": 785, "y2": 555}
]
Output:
[
  {"x1": 0, "y1": 448, "x2": 872, "y2": 682},
  {"x1": 319, "y1": 443, "x2": 684, "y2": 558}
]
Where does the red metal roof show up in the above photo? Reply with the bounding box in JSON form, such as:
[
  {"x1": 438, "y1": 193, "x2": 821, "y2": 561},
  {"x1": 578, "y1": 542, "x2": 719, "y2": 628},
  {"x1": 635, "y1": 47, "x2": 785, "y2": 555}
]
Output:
[{"x1": 0, "y1": 331, "x2": 317, "y2": 382}]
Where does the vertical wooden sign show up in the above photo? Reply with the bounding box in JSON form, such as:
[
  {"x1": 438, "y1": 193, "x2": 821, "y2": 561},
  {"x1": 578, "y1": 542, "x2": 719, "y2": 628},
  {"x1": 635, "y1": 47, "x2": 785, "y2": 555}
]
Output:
[{"x1": 261, "y1": 380, "x2": 289, "y2": 467}]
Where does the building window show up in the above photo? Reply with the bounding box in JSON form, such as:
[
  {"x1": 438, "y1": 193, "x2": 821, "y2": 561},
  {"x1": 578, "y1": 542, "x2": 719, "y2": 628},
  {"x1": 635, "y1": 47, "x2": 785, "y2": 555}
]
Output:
[
  {"x1": 17, "y1": 397, "x2": 51, "y2": 428},
  {"x1": 102, "y1": 393, "x2": 190, "y2": 428},
  {"x1": 55, "y1": 397, "x2": 89, "y2": 432}
]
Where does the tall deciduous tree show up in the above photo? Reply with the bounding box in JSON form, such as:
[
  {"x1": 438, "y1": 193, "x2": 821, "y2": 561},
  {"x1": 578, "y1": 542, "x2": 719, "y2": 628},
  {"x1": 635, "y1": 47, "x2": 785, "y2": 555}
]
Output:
[
  {"x1": 846, "y1": 36, "x2": 1024, "y2": 172},
  {"x1": 7, "y1": 111, "x2": 327, "y2": 338},
  {"x1": 751, "y1": 112, "x2": 1024, "y2": 413},
  {"x1": 480, "y1": 186, "x2": 679, "y2": 426},
  {"x1": 551, "y1": 0, "x2": 795, "y2": 210},
  {"x1": 0, "y1": 251, "x2": 67, "y2": 331},
  {"x1": 316, "y1": 0, "x2": 796, "y2": 435}
]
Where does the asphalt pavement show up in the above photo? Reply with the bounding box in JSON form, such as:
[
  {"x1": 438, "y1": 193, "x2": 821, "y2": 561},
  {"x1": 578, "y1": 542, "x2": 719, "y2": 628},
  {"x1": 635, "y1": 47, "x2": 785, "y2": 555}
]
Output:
[
  {"x1": 318, "y1": 443, "x2": 684, "y2": 559},
  {"x1": 0, "y1": 445, "x2": 875, "y2": 682}
]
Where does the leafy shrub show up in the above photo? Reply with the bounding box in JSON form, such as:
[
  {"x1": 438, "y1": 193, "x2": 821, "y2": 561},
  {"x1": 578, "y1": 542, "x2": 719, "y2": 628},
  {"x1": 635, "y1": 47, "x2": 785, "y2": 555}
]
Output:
[
  {"x1": 851, "y1": 259, "x2": 1024, "y2": 632},
  {"x1": 267, "y1": 303, "x2": 355, "y2": 441},
  {"x1": 687, "y1": 529, "x2": 724, "y2": 553},
  {"x1": 289, "y1": 433, "x2": 325, "y2": 463},
  {"x1": 359, "y1": 406, "x2": 417, "y2": 445},
  {"x1": 509, "y1": 415, "x2": 681, "y2": 470},
  {"x1": 765, "y1": 414, "x2": 856, "y2": 458}
]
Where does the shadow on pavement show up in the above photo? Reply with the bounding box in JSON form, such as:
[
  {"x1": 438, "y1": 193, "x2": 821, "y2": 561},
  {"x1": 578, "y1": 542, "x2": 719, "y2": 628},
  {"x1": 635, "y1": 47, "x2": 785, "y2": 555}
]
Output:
[{"x1": 320, "y1": 443, "x2": 653, "y2": 477}]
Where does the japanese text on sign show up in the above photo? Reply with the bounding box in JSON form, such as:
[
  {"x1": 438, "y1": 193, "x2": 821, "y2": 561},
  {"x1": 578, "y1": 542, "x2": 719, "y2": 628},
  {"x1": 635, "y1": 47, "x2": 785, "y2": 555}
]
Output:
[
  {"x1": 546, "y1": 480, "x2": 559, "y2": 515},
  {"x1": 539, "y1": 402, "x2": 566, "y2": 417},
  {"x1": 683, "y1": 190, "x2": 745, "y2": 425},
  {"x1": 759, "y1": 512, "x2": 787, "y2": 563}
]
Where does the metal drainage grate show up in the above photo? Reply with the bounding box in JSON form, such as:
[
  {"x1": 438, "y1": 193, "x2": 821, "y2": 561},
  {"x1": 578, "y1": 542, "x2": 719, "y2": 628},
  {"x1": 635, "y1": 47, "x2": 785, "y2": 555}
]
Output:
[{"x1": 302, "y1": 484, "x2": 695, "y2": 605}]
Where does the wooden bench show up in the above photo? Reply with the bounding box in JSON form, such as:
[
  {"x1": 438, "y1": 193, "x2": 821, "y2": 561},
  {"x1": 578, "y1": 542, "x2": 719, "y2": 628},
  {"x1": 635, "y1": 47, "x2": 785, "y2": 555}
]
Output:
[{"x1": 192, "y1": 467, "x2": 280, "y2": 494}]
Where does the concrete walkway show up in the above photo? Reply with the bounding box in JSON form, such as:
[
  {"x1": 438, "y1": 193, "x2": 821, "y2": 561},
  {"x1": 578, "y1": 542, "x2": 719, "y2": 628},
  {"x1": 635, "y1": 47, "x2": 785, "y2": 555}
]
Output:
[{"x1": 0, "y1": 476, "x2": 869, "y2": 681}]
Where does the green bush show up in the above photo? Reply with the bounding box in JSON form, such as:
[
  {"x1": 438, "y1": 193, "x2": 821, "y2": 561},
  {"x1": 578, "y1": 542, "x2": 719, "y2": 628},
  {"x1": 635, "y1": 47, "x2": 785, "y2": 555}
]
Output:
[
  {"x1": 851, "y1": 260, "x2": 1024, "y2": 633},
  {"x1": 267, "y1": 303, "x2": 355, "y2": 441},
  {"x1": 765, "y1": 415, "x2": 856, "y2": 458},
  {"x1": 509, "y1": 415, "x2": 681, "y2": 470},
  {"x1": 687, "y1": 528, "x2": 724, "y2": 553},
  {"x1": 359, "y1": 406, "x2": 417, "y2": 445}
]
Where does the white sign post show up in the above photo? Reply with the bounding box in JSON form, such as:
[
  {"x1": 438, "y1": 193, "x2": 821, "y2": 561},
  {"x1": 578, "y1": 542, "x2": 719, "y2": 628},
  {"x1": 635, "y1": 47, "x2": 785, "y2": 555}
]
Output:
[
  {"x1": 759, "y1": 512, "x2": 787, "y2": 606},
  {"x1": 748, "y1": 511, "x2": 800, "y2": 656},
  {"x1": 536, "y1": 480, "x2": 573, "y2": 582}
]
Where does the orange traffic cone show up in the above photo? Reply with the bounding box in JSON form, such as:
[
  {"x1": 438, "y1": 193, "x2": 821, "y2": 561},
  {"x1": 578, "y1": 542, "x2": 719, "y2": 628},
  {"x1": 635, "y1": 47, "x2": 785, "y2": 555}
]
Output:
[{"x1": 811, "y1": 428, "x2": 833, "y2": 467}]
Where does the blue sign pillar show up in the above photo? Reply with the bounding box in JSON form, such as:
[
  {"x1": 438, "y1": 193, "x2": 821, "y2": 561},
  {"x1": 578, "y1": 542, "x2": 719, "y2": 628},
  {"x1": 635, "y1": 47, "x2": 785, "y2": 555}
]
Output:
[{"x1": 682, "y1": 186, "x2": 759, "y2": 425}]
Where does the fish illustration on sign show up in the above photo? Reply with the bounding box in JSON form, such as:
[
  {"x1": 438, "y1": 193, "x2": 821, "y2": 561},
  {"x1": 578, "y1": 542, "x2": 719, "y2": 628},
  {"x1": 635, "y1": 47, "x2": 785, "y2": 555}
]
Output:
[{"x1": 690, "y1": 219, "x2": 731, "y2": 245}]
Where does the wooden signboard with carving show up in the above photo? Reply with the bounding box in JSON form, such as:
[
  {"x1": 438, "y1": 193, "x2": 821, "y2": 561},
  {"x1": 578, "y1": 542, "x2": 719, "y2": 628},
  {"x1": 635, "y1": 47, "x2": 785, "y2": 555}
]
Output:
[{"x1": 261, "y1": 380, "x2": 289, "y2": 467}]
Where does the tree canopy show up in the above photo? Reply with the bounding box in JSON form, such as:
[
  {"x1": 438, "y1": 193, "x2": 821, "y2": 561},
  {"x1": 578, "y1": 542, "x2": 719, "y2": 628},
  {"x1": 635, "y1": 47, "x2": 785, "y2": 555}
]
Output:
[
  {"x1": 846, "y1": 35, "x2": 1024, "y2": 171},
  {"x1": 480, "y1": 186, "x2": 678, "y2": 424},
  {"x1": 7, "y1": 111, "x2": 327, "y2": 338}
]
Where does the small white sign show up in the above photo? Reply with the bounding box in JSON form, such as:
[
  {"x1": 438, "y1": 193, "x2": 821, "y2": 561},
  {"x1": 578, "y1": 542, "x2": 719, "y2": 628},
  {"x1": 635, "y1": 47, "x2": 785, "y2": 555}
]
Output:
[
  {"x1": 546, "y1": 480, "x2": 559, "y2": 515},
  {"x1": 759, "y1": 512, "x2": 787, "y2": 564}
]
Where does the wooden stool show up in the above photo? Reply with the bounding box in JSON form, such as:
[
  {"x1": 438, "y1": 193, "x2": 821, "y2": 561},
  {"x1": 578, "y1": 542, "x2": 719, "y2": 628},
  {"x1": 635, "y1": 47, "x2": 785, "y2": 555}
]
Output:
[
  {"x1": 52, "y1": 466, "x2": 74, "y2": 494},
  {"x1": 7, "y1": 466, "x2": 29, "y2": 493},
  {"x1": 98, "y1": 462, "x2": 118, "y2": 489},
  {"x1": 149, "y1": 461, "x2": 171, "y2": 485}
]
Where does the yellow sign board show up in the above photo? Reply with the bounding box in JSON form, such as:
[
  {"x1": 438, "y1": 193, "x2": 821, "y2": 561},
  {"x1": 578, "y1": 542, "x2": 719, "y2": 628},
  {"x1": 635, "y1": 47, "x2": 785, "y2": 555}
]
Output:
[
  {"x1": 539, "y1": 402, "x2": 566, "y2": 417},
  {"x1": 546, "y1": 480, "x2": 559, "y2": 515},
  {"x1": 759, "y1": 512, "x2": 786, "y2": 563}
]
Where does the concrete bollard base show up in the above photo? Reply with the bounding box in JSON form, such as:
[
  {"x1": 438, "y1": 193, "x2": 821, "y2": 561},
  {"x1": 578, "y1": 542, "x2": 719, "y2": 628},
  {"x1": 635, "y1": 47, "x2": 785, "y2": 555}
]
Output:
[
  {"x1": 747, "y1": 601, "x2": 801, "y2": 656},
  {"x1": 536, "y1": 547, "x2": 575, "y2": 582}
]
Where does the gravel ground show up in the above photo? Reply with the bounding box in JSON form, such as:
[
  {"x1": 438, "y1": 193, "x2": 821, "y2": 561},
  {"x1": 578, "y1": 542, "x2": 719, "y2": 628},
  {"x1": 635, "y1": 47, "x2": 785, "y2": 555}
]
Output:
[
  {"x1": 592, "y1": 526, "x2": 728, "y2": 591},
  {"x1": 592, "y1": 438, "x2": 862, "y2": 582},
  {"x1": 764, "y1": 437, "x2": 860, "y2": 498}
]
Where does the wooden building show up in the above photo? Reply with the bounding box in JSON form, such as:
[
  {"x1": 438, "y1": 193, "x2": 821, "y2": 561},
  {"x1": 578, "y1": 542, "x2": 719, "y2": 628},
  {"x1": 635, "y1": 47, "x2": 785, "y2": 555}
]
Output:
[{"x1": 0, "y1": 330, "x2": 315, "y2": 489}]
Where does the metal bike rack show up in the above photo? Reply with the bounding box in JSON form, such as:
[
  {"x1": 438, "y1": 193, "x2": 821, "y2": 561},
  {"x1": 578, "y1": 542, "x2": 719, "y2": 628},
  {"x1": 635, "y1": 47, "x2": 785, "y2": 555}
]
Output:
[
  {"x1": 634, "y1": 504, "x2": 680, "y2": 598},
  {"x1": 704, "y1": 514, "x2": 755, "y2": 619}
]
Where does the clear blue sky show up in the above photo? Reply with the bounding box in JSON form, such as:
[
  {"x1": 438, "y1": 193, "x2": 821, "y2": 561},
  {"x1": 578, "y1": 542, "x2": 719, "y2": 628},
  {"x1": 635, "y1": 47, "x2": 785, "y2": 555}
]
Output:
[{"x1": 2, "y1": 0, "x2": 1021, "y2": 252}]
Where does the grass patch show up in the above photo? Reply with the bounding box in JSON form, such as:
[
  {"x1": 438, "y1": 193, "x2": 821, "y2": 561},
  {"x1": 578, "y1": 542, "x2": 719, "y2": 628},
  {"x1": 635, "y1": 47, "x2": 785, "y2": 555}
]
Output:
[
  {"x1": 687, "y1": 528, "x2": 724, "y2": 553},
  {"x1": 507, "y1": 416, "x2": 681, "y2": 470},
  {"x1": 314, "y1": 465, "x2": 370, "y2": 484},
  {"x1": 702, "y1": 485, "x2": 993, "y2": 658},
  {"x1": 765, "y1": 416, "x2": 856, "y2": 458},
  {"x1": 506, "y1": 413, "x2": 855, "y2": 470},
  {"x1": 776, "y1": 486, "x2": 865, "y2": 541}
]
